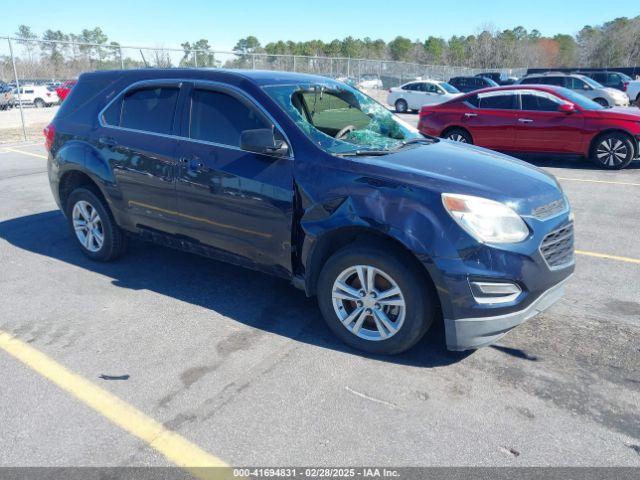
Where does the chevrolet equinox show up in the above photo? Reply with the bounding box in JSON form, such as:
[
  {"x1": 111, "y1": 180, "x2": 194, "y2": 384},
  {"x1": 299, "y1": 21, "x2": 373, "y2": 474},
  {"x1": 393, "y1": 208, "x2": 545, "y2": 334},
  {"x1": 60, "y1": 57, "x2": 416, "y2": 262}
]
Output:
[{"x1": 46, "y1": 69, "x2": 575, "y2": 354}]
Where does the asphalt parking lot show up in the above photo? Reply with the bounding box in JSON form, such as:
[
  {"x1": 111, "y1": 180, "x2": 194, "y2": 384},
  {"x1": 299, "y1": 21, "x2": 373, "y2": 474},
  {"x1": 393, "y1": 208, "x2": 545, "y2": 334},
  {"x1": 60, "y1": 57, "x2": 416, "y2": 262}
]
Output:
[{"x1": 0, "y1": 133, "x2": 639, "y2": 470}]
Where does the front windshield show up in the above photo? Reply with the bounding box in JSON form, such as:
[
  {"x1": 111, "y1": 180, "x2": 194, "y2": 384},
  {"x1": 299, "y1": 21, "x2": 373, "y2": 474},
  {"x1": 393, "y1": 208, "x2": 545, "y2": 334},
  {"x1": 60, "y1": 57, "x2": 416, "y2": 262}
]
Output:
[
  {"x1": 581, "y1": 76, "x2": 604, "y2": 89},
  {"x1": 440, "y1": 82, "x2": 460, "y2": 94},
  {"x1": 264, "y1": 82, "x2": 422, "y2": 155},
  {"x1": 556, "y1": 87, "x2": 605, "y2": 110}
]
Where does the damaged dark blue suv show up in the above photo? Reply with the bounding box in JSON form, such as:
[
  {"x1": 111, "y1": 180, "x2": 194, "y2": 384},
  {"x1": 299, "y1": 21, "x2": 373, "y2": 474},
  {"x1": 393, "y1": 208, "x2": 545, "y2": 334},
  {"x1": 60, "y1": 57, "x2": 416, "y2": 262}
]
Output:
[{"x1": 46, "y1": 69, "x2": 574, "y2": 354}]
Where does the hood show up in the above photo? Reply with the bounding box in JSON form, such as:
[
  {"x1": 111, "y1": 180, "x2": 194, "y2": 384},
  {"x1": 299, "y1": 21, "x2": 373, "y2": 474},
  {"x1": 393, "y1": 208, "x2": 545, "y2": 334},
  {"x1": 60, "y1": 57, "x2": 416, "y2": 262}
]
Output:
[
  {"x1": 603, "y1": 87, "x2": 627, "y2": 97},
  {"x1": 364, "y1": 140, "x2": 563, "y2": 216},
  {"x1": 591, "y1": 107, "x2": 640, "y2": 121}
]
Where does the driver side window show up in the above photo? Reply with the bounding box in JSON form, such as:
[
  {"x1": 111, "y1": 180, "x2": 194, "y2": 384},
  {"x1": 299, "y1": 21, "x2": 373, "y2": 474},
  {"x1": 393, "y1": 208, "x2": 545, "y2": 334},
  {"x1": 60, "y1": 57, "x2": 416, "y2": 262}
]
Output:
[{"x1": 520, "y1": 93, "x2": 562, "y2": 112}]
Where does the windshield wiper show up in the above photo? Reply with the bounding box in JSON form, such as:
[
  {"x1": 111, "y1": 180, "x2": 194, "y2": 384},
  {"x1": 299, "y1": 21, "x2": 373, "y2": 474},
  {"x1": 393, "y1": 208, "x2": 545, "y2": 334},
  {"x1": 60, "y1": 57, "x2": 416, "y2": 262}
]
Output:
[
  {"x1": 336, "y1": 150, "x2": 393, "y2": 157},
  {"x1": 391, "y1": 136, "x2": 438, "y2": 150}
]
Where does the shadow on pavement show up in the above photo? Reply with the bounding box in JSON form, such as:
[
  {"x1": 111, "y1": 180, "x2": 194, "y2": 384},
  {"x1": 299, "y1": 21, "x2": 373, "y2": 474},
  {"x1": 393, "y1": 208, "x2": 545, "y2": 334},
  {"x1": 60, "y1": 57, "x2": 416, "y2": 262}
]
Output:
[{"x1": 0, "y1": 210, "x2": 471, "y2": 368}]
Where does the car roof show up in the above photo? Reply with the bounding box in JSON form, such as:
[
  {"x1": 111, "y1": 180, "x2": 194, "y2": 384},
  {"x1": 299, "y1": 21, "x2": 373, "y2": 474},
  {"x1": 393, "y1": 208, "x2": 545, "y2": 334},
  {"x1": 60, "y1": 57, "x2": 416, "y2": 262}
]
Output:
[
  {"x1": 460, "y1": 84, "x2": 568, "y2": 97},
  {"x1": 81, "y1": 68, "x2": 339, "y2": 88},
  {"x1": 525, "y1": 72, "x2": 587, "y2": 79}
]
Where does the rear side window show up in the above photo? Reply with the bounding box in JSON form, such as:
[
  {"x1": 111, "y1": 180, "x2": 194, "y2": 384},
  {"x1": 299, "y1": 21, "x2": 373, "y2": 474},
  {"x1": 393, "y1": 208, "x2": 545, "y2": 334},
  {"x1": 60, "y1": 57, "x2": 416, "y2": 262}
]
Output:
[
  {"x1": 117, "y1": 87, "x2": 179, "y2": 135},
  {"x1": 189, "y1": 89, "x2": 269, "y2": 147},
  {"x1": 544, "y1": 77, "x2": 566, "y2": 87},
  {"x1": 478, "y1": 93, "x2": 516, "y2": 110}
]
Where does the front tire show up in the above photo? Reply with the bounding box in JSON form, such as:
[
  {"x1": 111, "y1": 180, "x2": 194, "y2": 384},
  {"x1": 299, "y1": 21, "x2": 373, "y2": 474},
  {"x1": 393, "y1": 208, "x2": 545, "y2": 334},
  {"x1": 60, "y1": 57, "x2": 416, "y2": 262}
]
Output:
[
  {"x1": 317, "y1": 244, "x2": 436, "y2": 355},
  {"x1": 590, "y1": 133, "x2": 635, "y2": 169},
  {"x1": 34, "y1": 98, "x2": 45, "y2": 108},
  {"x1": 65, "y1": 188, "x2": 126, "y2": 261},
  {"x1": 395, "y1": 99, "x2": 408, "y2": 113},
  {"x1": 594, "y1": 98, "x2": 609, "y2": 107}
]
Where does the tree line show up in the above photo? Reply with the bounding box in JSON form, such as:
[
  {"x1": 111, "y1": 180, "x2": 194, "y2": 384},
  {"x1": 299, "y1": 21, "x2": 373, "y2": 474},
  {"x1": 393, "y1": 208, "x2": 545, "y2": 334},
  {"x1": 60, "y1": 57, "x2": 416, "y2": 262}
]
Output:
[
  {"x1": 2, "y1": 16, "x2": 639, "y2": 82},
  {"x1": 236, "y1": 16, "x2": 640, "y2": 68}
]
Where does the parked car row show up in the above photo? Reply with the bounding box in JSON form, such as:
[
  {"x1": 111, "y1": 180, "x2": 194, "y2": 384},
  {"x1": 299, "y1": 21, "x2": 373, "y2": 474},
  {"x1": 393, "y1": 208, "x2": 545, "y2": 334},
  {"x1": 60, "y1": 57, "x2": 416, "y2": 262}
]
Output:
[
  {"x1": 418, "y1": 84, "x2": 640, "y2": 169},
  {"x1": 518, "y1": 72, "x2": 630, "y2": 107},
  {"x1": 0, "y1": 79, "x2": 76, "y2": 109},
  {"x1": 387, "y1": 70, "x2": 639, "y2": 115},
  {"x1": 0, "y1": 82, "x2": 14, "y2": 110}
]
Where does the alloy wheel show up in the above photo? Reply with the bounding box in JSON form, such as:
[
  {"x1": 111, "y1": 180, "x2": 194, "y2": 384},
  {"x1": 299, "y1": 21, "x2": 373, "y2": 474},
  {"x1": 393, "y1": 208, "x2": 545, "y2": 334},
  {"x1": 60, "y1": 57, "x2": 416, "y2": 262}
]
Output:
[
  {"x1": 596, "y1": 138, "x2": 628, "y2": 167},
  {"x1": 72, "y1": 200, "x2": 104, "y2": 252},
  {"x1": 331, "y1": 265, "x2": 406, "y2": 341},
  {"x1": 448, "y1": 133, "x2": 467, "y2": 143}
]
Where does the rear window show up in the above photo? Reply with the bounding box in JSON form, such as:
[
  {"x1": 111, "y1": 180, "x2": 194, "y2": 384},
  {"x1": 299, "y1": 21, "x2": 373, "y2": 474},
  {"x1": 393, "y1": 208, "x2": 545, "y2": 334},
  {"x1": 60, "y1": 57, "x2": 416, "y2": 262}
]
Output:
[
  {"x1": 478, "y1": 93, "x2": 515, "y2": 109},
  {"x1": 102, "y1": 86, "x2": 179, "y2": 135},
  {"x1": 121, "y1": 87, "x2": 179, "y2": 134}
]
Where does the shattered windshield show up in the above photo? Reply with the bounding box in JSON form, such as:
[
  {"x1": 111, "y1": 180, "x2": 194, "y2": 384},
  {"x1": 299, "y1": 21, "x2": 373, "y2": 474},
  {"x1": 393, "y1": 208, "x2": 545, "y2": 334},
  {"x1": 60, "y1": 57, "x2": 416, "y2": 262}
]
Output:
[{"x1": 263, "y1": 82, "x2": 423, "y2": 155}]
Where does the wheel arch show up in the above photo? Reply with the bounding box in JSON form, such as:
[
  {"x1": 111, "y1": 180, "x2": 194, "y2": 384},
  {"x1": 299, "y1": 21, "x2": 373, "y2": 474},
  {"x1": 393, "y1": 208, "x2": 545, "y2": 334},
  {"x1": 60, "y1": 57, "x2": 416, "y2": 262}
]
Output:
[
  {"x1": 58, "y1": 169, "x2": 107, "y2": 213},
  {"x1": 302, "y1": 226, "x2": 440, "y2": 311},
  {"x1": 588, "y1": 129, "x2": 638, "y2": 158}
]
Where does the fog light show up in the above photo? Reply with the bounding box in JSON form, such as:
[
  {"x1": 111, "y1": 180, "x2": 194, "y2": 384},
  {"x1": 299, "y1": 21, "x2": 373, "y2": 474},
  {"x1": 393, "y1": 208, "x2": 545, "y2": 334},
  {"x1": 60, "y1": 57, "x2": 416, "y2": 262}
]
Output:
[{"x1": 469, "y1": 281, "x2": 522, "y2": 304}]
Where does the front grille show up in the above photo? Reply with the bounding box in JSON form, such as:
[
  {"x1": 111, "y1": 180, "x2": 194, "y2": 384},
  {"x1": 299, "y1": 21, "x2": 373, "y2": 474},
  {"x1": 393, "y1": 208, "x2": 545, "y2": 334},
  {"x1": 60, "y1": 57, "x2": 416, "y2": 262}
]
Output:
[
  {"x1": 540, "y1": 224, "x2": 574, "y2": 269},
  {"x1": 532, "y1": 198, "x2": 566, "y2": 220}
]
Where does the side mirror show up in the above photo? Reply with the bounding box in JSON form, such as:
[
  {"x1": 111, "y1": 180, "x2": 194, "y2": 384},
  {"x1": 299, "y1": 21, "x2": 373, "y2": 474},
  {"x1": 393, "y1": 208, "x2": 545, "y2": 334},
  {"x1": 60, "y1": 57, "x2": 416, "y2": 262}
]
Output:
[
  {"x1": 240, "y1": 128, "x2": 289, "y2": 157},
  {"x1": 558, "y1": 103, "x2": 576, "y2": 114}
]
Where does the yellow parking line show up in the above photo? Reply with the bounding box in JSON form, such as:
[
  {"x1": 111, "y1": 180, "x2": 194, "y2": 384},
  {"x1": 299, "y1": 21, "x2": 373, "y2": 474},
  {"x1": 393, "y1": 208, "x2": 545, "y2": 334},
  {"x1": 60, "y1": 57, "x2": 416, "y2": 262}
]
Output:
[
  {"x1": 4, "y1": 147, "x2": 47, "y2": 159},
  {"x1": 557, "y1": 177, "x2": 640, "y2": 187},
  {"x1": 0, "y1": 330, "x2": 231, "y2": 479},
  {"x1": 576, "y1": 250, "x2": 640, "y2": 265}
]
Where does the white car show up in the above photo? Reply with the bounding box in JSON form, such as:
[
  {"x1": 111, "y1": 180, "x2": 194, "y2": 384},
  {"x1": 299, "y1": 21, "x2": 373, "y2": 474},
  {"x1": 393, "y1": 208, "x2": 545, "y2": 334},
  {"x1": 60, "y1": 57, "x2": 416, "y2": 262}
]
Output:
[
  {"x1": 626, "y1": 80, "x2": 640, "y2": 107},
  {"x1": 13, "y1": 85, "x2": 59, "y2": 108},
  {"x1": 387, "y1": 80, "x2": 462, "y2": 113},
  {"x1": 357, "y1": 74, "x2": 383, "y2": 90}
]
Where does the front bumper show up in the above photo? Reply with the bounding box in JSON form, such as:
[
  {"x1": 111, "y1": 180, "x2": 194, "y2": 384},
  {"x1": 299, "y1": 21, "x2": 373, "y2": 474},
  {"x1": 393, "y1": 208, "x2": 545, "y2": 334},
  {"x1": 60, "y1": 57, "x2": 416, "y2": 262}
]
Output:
[{"x1": 444, "y1": 275, "x2": 570, "y2": 351}]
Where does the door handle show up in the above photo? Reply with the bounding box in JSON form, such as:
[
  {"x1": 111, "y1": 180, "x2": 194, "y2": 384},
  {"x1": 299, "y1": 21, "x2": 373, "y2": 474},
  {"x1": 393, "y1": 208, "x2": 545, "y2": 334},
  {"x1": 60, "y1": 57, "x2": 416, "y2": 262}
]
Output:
[
  {"x1": 518, "y1": 118, "x2": 533, "y2": 123},
  {"x1": 98, "y1": 136, "x2": 117, "y2": 147},
  {"x1": 464, "y1": 112, "x2": 478, "y2": 118}
]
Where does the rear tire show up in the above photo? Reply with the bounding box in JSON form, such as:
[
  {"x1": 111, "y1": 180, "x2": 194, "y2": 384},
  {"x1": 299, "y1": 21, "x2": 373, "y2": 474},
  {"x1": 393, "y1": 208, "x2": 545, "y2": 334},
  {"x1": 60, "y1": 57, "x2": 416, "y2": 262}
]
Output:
[
  {"x1": 589, "y1": 132, "x2": 635, "y2": 169},
  {"x1": 317, "y1": 243, "x2": 436, "y2": 355},
  {"x1": 395, "y1": 99, "x2": 408, "y2": 113},
  {"x1": 34, "y1": 98, "x2": 45, "y2": 108},
  {"x1": 65, "y1": 187, "x2": 127, "y2": 261},
  {"x1": 443, "y1": 128, "x2": 473, "y2": 144}
]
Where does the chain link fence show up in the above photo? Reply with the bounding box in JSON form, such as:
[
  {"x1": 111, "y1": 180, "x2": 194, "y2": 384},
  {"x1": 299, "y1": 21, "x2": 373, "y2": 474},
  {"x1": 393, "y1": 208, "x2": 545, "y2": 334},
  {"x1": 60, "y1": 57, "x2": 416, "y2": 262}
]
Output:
[{"x1": 0, "y1": 36, "x2": 526, "y2": 142}]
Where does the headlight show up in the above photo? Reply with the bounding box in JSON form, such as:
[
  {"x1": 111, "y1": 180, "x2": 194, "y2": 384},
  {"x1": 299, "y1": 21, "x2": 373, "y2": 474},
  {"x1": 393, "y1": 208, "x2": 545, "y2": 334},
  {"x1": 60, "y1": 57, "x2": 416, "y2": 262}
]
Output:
[{"x1": 442, "y1": 193, "x2": 529, "y2": 244}]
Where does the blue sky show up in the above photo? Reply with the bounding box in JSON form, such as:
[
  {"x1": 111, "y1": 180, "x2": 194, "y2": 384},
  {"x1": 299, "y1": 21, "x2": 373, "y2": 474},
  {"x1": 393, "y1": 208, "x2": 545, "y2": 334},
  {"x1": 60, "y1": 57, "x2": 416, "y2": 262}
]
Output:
[{"x1": 1, "y1": 0, "x2": 638, "y2": 50}]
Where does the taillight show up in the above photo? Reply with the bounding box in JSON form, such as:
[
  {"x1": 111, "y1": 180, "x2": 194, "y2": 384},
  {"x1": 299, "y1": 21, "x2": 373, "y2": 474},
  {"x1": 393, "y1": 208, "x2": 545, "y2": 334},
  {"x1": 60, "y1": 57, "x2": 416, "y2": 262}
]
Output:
[
  {"x1": 623, "y1": 82, "x2": 628, "y2": 92},
  {"x1": 43, "y1": 124, "x2": 55, "y2": 151}
]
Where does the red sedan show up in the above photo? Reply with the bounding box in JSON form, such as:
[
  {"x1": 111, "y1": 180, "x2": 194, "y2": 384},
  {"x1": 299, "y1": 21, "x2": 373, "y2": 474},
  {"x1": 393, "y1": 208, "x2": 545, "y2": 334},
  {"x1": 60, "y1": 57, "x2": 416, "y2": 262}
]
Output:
[
  {"x1": 55, "y1": 80, "x2": 76, "y2": 102},
  {"x1": 418, "y1": 85, "x2": 640, "y2": 169}
]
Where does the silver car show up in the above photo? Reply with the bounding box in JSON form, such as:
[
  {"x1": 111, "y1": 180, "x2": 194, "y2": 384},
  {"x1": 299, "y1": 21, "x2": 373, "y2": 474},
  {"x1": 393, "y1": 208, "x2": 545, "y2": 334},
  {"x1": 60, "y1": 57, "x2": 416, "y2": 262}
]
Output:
[{"x1": 518, "y1": 73, "x2": 630, "y2": 107}]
